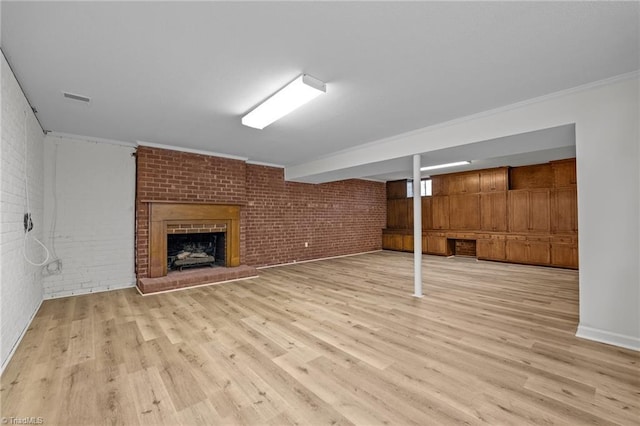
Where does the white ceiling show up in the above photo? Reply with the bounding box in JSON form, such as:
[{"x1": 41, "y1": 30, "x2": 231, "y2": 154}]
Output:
[{"x1": 1, "y1": 1, "x2": 638, "y2": 179}]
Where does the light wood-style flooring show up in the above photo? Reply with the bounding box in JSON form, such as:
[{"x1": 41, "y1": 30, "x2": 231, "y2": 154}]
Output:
[{"x1": 1, "y1": 252, "x2": 638, "y2": 425}]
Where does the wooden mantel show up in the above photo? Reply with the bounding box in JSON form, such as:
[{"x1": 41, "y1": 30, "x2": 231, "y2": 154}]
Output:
[{"x1": 148, "y1": 203, "x2": 241, "y2": 278}]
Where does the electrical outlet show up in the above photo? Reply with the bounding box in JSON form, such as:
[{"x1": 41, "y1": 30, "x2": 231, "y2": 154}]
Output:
[
  {"x1": 23, "y1": 213, "x2": 33, "y2": 232},
  {"x1": 304, "y1": 242, "x2": 309, "y2": 248}
]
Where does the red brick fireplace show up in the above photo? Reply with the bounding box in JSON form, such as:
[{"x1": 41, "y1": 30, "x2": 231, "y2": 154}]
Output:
[
  {"x1": 137, "y1": 202, "x2": 256, "y2": 294},
  {"x1": 147, "y1": 203, "x2": 241, "y2": 277},
  {"x1": 134, "y1": 145, "x2": 386, "y2": 294}
]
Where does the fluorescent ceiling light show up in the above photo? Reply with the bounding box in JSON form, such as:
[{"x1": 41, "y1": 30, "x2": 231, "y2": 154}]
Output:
[
  {"x1": 420, "y1": 161, "x2": 471, "y2": 171},
  {"x1": 242, "y1": 74, "x2": 326, "y2": 130}
]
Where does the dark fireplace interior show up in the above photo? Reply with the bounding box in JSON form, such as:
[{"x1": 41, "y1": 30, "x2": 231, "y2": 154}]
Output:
[{"x1": 167, "y1": 232, "x2": 226, "y2": 271}]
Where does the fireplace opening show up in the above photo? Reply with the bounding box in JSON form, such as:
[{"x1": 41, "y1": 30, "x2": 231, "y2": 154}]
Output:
[{"x1": 167, "y1": 232, "x2": 226, "y2": 271}]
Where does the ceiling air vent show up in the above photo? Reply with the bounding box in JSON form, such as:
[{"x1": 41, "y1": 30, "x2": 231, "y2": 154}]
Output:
[{"x1": 63, "y1": 91, "x2": 91, "y2": 104}]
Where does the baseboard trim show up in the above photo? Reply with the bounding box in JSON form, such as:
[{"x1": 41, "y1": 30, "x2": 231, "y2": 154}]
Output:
[
  {"x1": 44, "y1": 282, "x2": 136, "y2": 300},
  {"x1": 256, "y1": 249, "x2": 383, "y2": 270},
  {"x1": 576, "y1": 324, "x2": 640, "y2": 351},
  {"x1": 1, "y1": 298, "x2": 44, "y2": 375}
]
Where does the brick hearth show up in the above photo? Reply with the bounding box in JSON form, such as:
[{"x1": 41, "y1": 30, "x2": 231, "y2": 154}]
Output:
[{"x1": 138, "y1": 265, "x2": 258, "y2": 294}]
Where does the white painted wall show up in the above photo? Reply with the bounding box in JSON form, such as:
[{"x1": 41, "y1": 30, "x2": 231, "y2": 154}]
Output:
[
  {"x1": 287, "y1": 74, "x2": 640, "y2": 350},
  {"x1": 42, "y1": 135, "x2": 136, "y2": 298},
  {"x1": 1, "y1": 54, "x2": 45, "y2": 372}
]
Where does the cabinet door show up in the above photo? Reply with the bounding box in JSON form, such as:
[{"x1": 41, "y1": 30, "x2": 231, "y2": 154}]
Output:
[
  {"x1": 421, "y1": 197, "x2": 433, "y2": 230},
  {"x1": 529, "y1": 190, "x2": 550, "y2": 232},
  {"x1": 387, "y1": 199, "x2": 413, "y2": 229},
  {"x1": 426, "y1": 235, "x2": 447, "y2": 255},
  {"x1": 550, "y1": 243, "x2": 578, "y2": 268},
  {"x1": 463, "y1": 173, "x2": 480, "y2": 193},
  {"x1": 509, "y1": 190, "x2": 550, "y2": 233},
  {"x1": 552, "y1": 160, "x2": 577, "y2": 188},
  {"x1": 528, "y1": 241, "x2": 550, "y2": 264},
  {"x1": 422, "y1": 236, "x2": 429, "y2": 254},
  {"x1": 449, "y1": 194, "x2": 480, "y2": 230},
  {"x1": 431, "y1": 176, "x2": 447, "y2": 196},
  {"x1": 432, "y1": 196, "x2": 449, "y2": 230},
  {"x1": 449, "y1": 173, "x2": 480, "y2": 194},
  {"x1": 387, "y1": 199, "x2": 404, "y2": 229},
  {"x1": 448, "y1": 176, "x2": 464, "y2": 194},
  {"x1": 406, "y1": 198, "x2": 414, "y2": 229},
  {"x1": 481, "y1": 192, "x2": 507, "y2": 231},
  {"x1": 476, "y1": 239, "x2": 491, "y2": 259},
  {"x1": 489, "y1": 239, "x2": 506, "y2": 260},
  {"x1": 552, "y1": 188, "x2": 577, "y2": 233},
  {"x1": 508, "y1": 191, "x2": 530, "y2": 233},
  {"x1": 382, "y1": 234, "x2": 403, "y2": 251},
  {"x1": 506, "y1": 239, "x2": 528, "y2": 263},
  {"x1": 387, "y1": 180, "x2": 408, "y2": 199},
  {"x1": 480, "y1": 169, "x2": 508, "y2": 192},
  {"x1": 402, "y1": 235, "x2": 414, "y2": 252}
]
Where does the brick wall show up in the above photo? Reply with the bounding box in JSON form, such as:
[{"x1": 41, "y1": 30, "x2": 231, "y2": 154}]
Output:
[
  {"x1": 1, "y1": 55, "x2": 45, "y2": 372},
  {"x1": 245, "y1": 165, "x2": 386, "y2": 266},
  {"x1": 135, "y1": 146, "x2": 386, "y2": 278},
  {"x1": 135, "y1": 146, "x2": 248, "y2": 279},
  {"x1": 136, "y1": 146, "x2": 246, "y2": 204}
]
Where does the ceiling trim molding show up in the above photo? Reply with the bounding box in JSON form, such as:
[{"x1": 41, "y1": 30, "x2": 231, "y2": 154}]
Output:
[
  {"x1": 136, "y1": 140, "x2": 249, "y2": 161},
  {"x1": 46, "y1": 132, "x2": 137, "y2": 148},
  {"x1": 246, "y1": 160, "x2": 285, "y2": 169},
  {"x1": 357, "y1": 177, "x2": 386, "y2": 183},
  {"x1": 302, "y1": 70, "x2": 640, "y2": 164}
]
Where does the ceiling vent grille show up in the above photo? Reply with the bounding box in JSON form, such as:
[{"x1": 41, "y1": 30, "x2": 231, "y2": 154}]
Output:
[{"x1": 63, "y1": 92, "x2": 91, "y2": 103}]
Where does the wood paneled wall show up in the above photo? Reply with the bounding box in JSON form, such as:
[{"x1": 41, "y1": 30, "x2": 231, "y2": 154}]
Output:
[{"x1": 383, "y1": 159, "x2": 578, "y2": 269}]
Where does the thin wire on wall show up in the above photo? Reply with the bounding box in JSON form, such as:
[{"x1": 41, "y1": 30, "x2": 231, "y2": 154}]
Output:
[
  {"x1": 42, "y1": 141, "x2": 62, "y2": 276},
  {"x1": 22, "y1": 110, "x2": 50, "y2": 267}
]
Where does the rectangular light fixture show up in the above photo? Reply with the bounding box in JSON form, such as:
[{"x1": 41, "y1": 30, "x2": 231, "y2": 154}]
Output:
[
  {"x1": 242, "y1": 74, "x2": 326, "y2": 130},
  {"x1": 420, "y1": 161, "x2": 471, "y2": 171}
]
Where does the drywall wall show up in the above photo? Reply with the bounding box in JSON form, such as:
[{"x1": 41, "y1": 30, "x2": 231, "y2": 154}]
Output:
[
  {"x1": 42, "y1": 136, "x2": 136, "y2": 298},
  {"x1": 286, "y1": 74, "x2": 640, "y2": 350},
  {"x1": 1, "y1": 54, "x2": 45, "y2": 372}
]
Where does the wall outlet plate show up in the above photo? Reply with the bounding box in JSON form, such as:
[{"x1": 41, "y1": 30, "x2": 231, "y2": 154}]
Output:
[{"x1": 24, "y1": 213, "x2": 33, "y2": 232}]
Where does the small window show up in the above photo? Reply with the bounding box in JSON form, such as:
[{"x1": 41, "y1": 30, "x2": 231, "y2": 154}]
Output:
[{"x1": 407, "y1": 179, "x2": 432, "y2": 197}]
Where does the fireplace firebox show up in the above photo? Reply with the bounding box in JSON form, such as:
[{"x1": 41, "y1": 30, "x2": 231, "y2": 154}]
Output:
[{"x1": 167, "y1": 232, "x2": 226, "y2": 271}]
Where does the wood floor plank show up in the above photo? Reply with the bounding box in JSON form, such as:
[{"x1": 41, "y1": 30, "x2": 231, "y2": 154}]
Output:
[{"x1": 2, "y1": 251, "x2": 638, "y2": 425}]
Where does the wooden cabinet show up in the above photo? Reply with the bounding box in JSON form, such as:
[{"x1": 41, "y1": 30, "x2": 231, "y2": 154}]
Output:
[
  {"x1": 480, "y1": 168, "x2": 508, "y2": 192},
  {"x1": 387, "y1": 180, "x2": 408, "y2": 199},
  {"x1": 550, "y1": 235, "x2": 578, "y2": 268},
  {"x1": 402, "y1": 235, "x2": 414, "y2": 252},
  {"x1": 506, "y1": 235, "x2": 550, "y2": 265},
  {"x1": 383, "y1": 158, "x2": 577, "y2": 269},
  {"x1": 382, "y1": 233, "x2": 403, "y2": 251},
  {"x1": 449, "y1": 194, "x2": 480, "y2": 230},
  {"x1": 448, "y1": 173, "x2": 480, "y2": 194},
  {"x1": 509, "y1": 189, "x2": 550, "y2": 233},
  {"x1": 551, "y1": 188, "x2": 577, "y2": 233},
  {"x1": 421, "y1": 197, "x2": 433, "y2": 230},
  {"x1": 551, "y1": 159, "x2": 577, "y2": 188},
  {"x1": 382, "y1": 232, "x2": 414, "y2": 252},
  {"x1": 431, "y1": 176, "x2": 447, "y2": 196},
  {"x1": 509, "y1": 164, "x2": 554, "y2": 190},
  {"x1": 477, "y1": 235, "x2": 506, "y2": 261},
  {"x1": 426, "y1": 232, "x2": 448, "y2": 255},
  {"x1": 432, "y1": 196, "x2": 449, "y2": 230},
  {"x1": 480, "y1": 192, "x2": 507, "y2": 232},
  {"x1": 387, "y1": 199, "x2": 412, "y2": 229}
]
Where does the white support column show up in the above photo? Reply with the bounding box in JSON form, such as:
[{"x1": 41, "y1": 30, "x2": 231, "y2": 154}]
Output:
[{"x1": 413, "y1": 154, "x2": 423, "y2": 298}]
